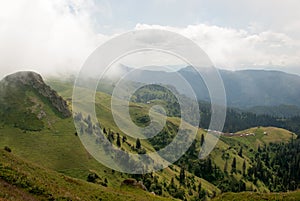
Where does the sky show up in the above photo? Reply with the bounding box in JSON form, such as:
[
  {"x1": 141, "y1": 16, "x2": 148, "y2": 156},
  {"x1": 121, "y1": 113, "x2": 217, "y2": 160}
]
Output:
[{"x1": 0, "y1": 0, "x2": 300, "y2": 78}]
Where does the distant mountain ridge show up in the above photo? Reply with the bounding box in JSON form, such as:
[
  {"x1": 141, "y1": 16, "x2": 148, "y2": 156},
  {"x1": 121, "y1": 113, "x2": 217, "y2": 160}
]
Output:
[
  {"x1": 216, "y1": 69, "x2": 300, "y2": 108},
  {"x1": 118, "y1": 65, "x2": 300, "y2": 109},
  {"x1": 178, "y1": 67, "x2": 300, "y2": 108}
]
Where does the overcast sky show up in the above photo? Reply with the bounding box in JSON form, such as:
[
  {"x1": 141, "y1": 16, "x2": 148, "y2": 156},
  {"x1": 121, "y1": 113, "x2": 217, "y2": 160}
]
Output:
[{"x1": 0, "y1": 0, "x2": 300, "y2": 78}]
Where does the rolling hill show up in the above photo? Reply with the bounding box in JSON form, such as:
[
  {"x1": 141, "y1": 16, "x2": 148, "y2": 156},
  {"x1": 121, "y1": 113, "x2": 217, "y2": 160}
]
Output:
[
  {"x1": 48, "y1": 73, "x2": 299, "y2": 194},
  {"x1": 0, "y1": 71, "x2": 219, "y2": 200},
  {"x1": 0, "y1": 71, "x2": 299, "y2": 200}
]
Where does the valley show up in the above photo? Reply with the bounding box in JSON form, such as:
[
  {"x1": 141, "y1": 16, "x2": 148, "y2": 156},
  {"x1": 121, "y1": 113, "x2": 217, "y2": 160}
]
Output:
[{"x1": 0, "y1": 71, "x2": 299, "y2": 200}]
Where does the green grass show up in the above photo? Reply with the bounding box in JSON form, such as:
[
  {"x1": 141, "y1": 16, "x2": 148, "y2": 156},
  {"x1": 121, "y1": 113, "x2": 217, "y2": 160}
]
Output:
[
  {"x1": 0, "y1": 76, "x2": 220, "y2": 200},
  {"x1": 210, "y1": 126, "x2": 296, "y2": 192},
  {"x1": 48, "y1": 78, "x2": 298, "y2": 194},
  {"x1": 0, "y1": 149, "x2": 176, "y2": 201},
  {"x1": 1, "y1": 75, "x2": 298, "y2": 200},
  {"x1": 213, "y1": 191, "x2": 300, "y2": 201},
  {"x1": 0, "y1": 86, "x2": 127, "y2": 187}
]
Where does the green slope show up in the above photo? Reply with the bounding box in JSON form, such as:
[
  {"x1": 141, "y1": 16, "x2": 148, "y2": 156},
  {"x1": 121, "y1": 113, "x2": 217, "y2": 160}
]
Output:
[
  {"x1": 46, "y1": 76, "x2": 298, "y2": 195},
  {"x1": 0, "y1": 72, "x2": 219, "y2": 200},
  {"x1": 0, "y1": 72, "x2": 298, "y2": 201},
  {"x1": 213, "y1": 191, "x2": 300, "y2": 201},
  {"x1": 208, "y1": 126, "x2": 296, "y2": 193},
  {"x1": 0, "y1": 149, "x2": 175, "y2": 201}
]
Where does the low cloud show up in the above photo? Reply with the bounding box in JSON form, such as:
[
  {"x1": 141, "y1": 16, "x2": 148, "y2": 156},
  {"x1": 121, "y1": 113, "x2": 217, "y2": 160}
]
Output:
[
  {"x1": 0, "y1": 1, "x2": 299, "y2": 79},
  {"x1": 136, "y1": 24, "x2": 300, "y2": 72},
  {"x1": 0, "y1": 0, "x2": 108, "y2": 78}
]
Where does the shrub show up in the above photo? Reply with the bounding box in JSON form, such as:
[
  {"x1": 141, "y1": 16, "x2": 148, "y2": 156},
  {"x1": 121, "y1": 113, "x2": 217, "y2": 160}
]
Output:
[{"x1": 4, "y1": 146, "x2": 11, "y2": 152}]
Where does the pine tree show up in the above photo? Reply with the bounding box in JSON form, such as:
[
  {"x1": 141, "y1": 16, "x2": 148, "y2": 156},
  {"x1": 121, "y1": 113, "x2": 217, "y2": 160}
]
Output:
[
  {"x1": 231, "y1": 157, "x2": 237, "y2": 174},
  {"x1": 238, "y1": 147, "x2": 243, "y2": 158},
  {"x1": 170, "y1": 177, "x2": 175, "y2": 187},
  {"x1": 179, "y1": 166, "x2": 185, "y2": 186},
  {"x1": 198, "y1": 181, "x2": 202, "y2": 193},
  {"x1": 201, "y1": 134, "x2": 205, "y2": 146},
  {"x1": 242, "y1": 160, "x2": 246, "y2": 176},
  {"x1": 116, "y1": 133, "x2": 121, "y2": 147},
  {"x1": 197, "y1": 181, "x2": 206, "y2": 199},
  {"x1": 136, "y1": 138, "x2": 141, "y2": 149}
]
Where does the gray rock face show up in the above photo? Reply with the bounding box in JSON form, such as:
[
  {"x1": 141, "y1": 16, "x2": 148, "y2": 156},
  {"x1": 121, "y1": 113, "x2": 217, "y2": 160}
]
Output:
[{"x1": 3, "y1": 71, "x2": 71, "y2": 118}]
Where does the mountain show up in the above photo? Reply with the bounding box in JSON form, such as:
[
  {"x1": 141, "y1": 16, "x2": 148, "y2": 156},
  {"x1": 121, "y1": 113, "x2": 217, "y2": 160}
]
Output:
[
  {"x1": 0, "y1": 71, "x2": 219, "y2": 200},
  {"x1": 0, "y1": 71, "x2": 71, "y2": 131},
  {"x1": 1, "y1": 71, "x2": 300, "y2": 200},
  {"x1": 216, "y1": 69, "x2": 300, "y2": 108},
  {"x1": 1, "y1": 71, "x2": 71, "y2": 117},
  {"x1": 116, "y1": 65, "x2": 300, "y2": 109},
  {"x1": 49, "y1": 76, "x2": 300, "y2": 193},
  {"x1": 179, "y1": 67, "x2": 300, "y2": 108}
]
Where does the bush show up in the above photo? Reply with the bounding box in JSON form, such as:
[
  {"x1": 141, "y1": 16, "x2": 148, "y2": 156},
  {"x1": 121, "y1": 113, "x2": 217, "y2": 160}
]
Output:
[{"x1": 4, "y1": 146, "x2": 11, "y2": 152}]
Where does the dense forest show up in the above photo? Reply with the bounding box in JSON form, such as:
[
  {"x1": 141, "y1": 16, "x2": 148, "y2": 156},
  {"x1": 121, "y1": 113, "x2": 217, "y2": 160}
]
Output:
[
  {"x1": 127, "y1": 84, "x2": 300, "y2": 197},
  {"x1": 131, "y1": 84, "x2": 300, "y2": 135}
]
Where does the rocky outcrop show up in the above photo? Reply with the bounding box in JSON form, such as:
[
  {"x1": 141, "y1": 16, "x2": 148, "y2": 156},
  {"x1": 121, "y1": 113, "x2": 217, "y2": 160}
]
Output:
[{"x1": 2, "y1": 71, "x2": 71, "y2": 118}]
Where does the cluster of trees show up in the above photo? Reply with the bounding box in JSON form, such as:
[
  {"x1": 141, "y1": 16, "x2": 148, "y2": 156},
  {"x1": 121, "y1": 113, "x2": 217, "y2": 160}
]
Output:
[
  {"x1": 131, "y1": 84, "x2": 300, "y2": 135},
  {"x1": 131, "y1": 169, "x2": 210, "y2": 200},
  {"x1": 76, "y1": 85, "x2": 300, "y2": 198},
  {"x1": 131, "y1": 84, "x2": 180, "y2": 118},
  {"x1": 75, "y1": 112, "x2": 146, "y2": 154},
  {"x1": 247, "y1": 138, "x2": 300, "y2": 192},
  {"x1": 201, "y1": 105, "x2": 300, "y2": 135},
  {"x1": 183, "y1": 134, "x2": 300, "y2": 193}
]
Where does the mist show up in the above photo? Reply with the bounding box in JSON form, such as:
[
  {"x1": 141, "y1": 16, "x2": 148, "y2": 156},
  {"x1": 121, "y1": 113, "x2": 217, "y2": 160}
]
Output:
[
  {"x1": 0, "y1": 0, "x2": 109, "y2": 79},
  {"x1": 1, "y1": 0, "x2": 300, "y2": 80}
]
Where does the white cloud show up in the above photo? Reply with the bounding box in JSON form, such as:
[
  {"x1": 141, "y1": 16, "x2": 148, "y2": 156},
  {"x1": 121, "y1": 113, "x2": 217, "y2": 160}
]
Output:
[
  {"x1": 0, "y1": 0, "x2": 109, "y2": 78},
  {"x1": 0, "y1": 1, "x2": 299, "y2": 78},
  {"x1": 135, "y1": 24, "x2": 300, "y2": 72}
]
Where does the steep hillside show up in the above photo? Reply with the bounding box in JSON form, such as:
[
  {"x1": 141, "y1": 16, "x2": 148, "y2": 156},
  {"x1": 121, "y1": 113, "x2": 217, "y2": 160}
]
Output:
[
  {"x1": 50, "y1": 77, "x2": 298, "y2": 195},
  {"x1": 0, "y1": 72, "x2": 220, "y2": 200},
  {"x1": 0, "y1": 149, "x2": 175, "y2": 201},
  {"x1": 1, "y1": 71, "x2": 299, "y2": 200},
  {"x1": 0, "y1": 71, "x2": 71, "y2": 131},
  {"x1": 1, "y1": 71, "x2": 71, "y2": 117},
  {"x1": 0, "y1": 72, "x2": 129, "y2": 185}
]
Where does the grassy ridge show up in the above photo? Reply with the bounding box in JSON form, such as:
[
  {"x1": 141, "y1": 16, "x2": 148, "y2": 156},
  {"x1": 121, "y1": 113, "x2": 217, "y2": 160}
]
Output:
[
  {"x1": 0, "y1": 76, "x2": 219, "y2": 200},
  {"x1": 0, "y1": 149, "x2": 175, "y2": 201},
  {"x1": 0, "y1": 75, "x2": 298, "y2": 200},
  {"x1": 46, "y1": 78, "x2": 298, "y2": 194}
]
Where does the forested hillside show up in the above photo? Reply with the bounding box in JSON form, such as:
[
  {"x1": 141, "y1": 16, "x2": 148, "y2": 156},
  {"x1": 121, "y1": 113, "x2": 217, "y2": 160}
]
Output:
[{"x1": 0, "y1": 72, "x2": 299, "y2": 201}]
